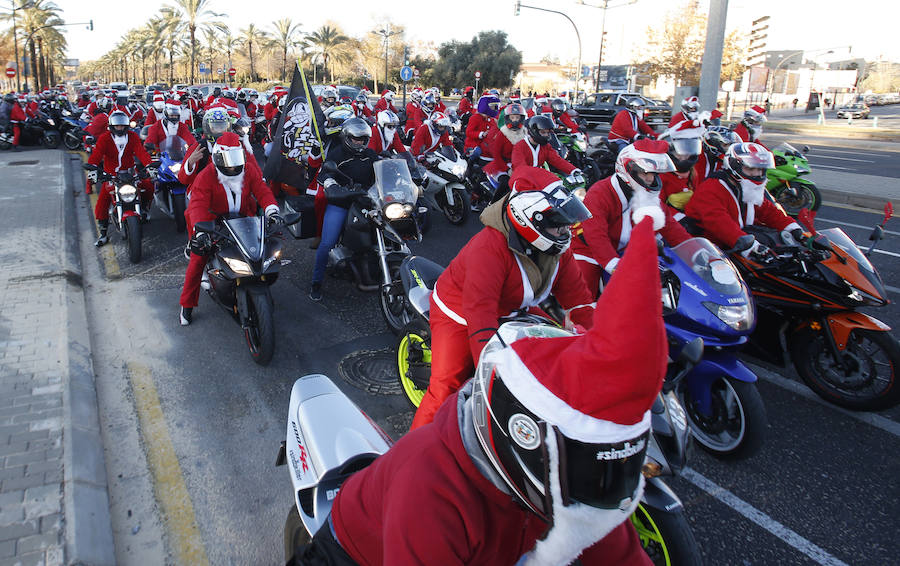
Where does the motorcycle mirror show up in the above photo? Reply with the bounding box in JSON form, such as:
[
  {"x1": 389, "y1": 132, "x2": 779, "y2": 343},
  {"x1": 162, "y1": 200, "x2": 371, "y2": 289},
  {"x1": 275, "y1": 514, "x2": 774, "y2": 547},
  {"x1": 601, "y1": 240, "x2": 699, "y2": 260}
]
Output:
[
  {"x1": 194, "y1": 221, "x2": 216, "y2": 234},
  {"x1": 732, "y1": 234, "x2": 755, "y2": 253},
  {"x1": 868, "y1": 224, "x2": 884, "y2": 242},
  {"x1": 321, "y1": 161, "x2": 338, "y2": 174},
  {"x1": 679, "y1": 337, "x2": 704, "y2": 367},
  {"x1": 283, "y1": 212, "x2": 301, "y2": 226}
]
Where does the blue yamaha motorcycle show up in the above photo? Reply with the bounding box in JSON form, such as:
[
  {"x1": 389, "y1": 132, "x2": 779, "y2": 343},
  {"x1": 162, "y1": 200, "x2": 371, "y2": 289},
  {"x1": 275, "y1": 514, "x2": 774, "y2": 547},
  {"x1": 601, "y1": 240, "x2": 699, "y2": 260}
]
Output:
[
  {"x1": 660, "y1": 237, "x2": 767, "y2": 460},
  {"x1": 151, "y1": 135, "x2": 189, "y2": 233}
]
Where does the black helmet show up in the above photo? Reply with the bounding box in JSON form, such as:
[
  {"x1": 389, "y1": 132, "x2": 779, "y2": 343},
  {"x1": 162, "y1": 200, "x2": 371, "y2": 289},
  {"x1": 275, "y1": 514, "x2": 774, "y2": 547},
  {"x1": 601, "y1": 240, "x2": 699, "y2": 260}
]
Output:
[
  {"x1": 702, "y1": 126, "x2": 739, "y2": 161},
  {"x1": 212, "y1": 86, "x2": 222, "y2": 98},
  {"x1": 108, "y1": 111, "x2": 130, "y2": 136},
  {"x1": 526, "y1": 115, "x2": 555, "y2": 145},
  {"x1": 223, "y1": 90, "x2": 236, "y2": 100},
  {"x1": 236, "y1": 90, "x2": 247, "y2": 102},
  {"x1": 550, "y1": 98, "x2": 567, "y2": 117},
  {"x1": 340, "y1": 117, "x2": 371, "y2": 153},
  {"x1": 81, "y1": 92, "x2": 90, "y2": 102},
  {"x1": 3, "y1": 93, "x2": 15, "y2": 104}
]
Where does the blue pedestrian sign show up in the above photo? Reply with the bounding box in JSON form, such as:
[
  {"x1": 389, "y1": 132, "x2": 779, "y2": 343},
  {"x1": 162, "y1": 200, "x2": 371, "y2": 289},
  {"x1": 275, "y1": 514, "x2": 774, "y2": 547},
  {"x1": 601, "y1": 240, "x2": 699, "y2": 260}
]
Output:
[
  {"x1": 199, "y1": 62, "x2": 208, "y2": 74},
  {"x1": 400, "y1": 65, "x2": 413, "y2": 82}
]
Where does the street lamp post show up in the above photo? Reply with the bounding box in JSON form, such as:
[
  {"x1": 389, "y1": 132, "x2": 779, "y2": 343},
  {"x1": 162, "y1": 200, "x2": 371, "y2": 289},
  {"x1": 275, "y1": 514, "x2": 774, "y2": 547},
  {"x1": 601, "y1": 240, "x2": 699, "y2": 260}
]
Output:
[
  {"x1": 515, "y1": 2, "x2": 582, "y2": 102},
  {"x1": 374, "y1": 25, "x2": 400, "y2": 90},
  {"x1": 3, "y1": 0, "x2": 36, "y2": 92},
  {"x1": 576, "y1": 0, "x2": 637, "y2": 93}
]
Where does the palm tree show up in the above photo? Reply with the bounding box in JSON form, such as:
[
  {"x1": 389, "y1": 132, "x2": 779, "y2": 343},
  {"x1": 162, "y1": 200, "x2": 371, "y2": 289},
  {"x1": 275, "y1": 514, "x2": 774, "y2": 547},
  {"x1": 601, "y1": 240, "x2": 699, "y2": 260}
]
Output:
[
  {"x1": 144, "y1": 17, "x2": 168, "y2": 83},
  {"x1": 239, "y1": 24, "x2": 269, "y2": 82},
  {"x1": 220, "y1": 30, "x2": 240, "y2": 80},
  {"x1": 160, "y1": 7, "x2": 185, "y2": 85},
  {"x1": 9, "y1": 0, "x2": 64, "y2": 90},
  {"x1": 305, "y1": 25, "x2": 349, "y2": 84},
  {"x1": 165, "y1": 0, "x2": 224, "y2": 83},
  {"x1": 202, "y1": 27, "x2": 219, "y2": 81},
  {"x1": 270, "y1": 18, "x2": 301, "y2": 82}
]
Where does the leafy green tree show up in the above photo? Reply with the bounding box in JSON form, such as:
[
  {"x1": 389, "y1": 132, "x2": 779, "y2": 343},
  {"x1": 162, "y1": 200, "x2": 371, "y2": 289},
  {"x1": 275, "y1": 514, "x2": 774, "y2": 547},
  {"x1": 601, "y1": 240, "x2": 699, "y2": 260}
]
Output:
[
  {"x1": 270, "y1": 18, "x2": 302, "y2": 82},
  {"x1": 431, "y1": 31, "x2": 522, "y2": 92},
  {"x1": 306, "y1": 25, "x2": 349, "y2": 83}
]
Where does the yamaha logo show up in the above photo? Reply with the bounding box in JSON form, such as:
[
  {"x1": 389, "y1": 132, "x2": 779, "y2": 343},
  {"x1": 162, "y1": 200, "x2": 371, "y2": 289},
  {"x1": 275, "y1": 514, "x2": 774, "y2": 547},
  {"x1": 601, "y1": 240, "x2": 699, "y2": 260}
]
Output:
[{"x1": 508, "y1": 413, "x2": 540, "y2": 450}]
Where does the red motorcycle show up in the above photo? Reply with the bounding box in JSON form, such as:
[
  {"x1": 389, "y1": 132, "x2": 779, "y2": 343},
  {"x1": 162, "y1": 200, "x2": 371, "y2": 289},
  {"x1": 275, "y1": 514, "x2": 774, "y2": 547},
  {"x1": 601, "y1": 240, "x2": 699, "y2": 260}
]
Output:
[{"x1": 732, "y1": 206, "x2": 899, "y2": 410}]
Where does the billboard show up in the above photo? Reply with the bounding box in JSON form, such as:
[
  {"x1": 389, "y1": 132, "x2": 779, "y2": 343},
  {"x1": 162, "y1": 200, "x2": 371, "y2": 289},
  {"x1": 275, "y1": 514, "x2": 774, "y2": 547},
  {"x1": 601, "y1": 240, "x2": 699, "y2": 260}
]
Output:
[
  {"x1": 747, "y1": 66, "x2": 769, "y2": 92},
  {"x1": 596, "y1": 65, "x2": 630, "y2": 90}
]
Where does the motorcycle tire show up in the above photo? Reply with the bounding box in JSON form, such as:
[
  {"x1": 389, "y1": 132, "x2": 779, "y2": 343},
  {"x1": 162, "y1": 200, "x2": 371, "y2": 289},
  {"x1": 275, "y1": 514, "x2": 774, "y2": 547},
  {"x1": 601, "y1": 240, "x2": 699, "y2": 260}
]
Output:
[
  {"x1": 173, "y1": 193, "x2": 187, "y2": 233},
  {"x1": 283, "y1": 506, "x2": 311, "y2": 565},
  {"x1": 124, "y1": 215, "x2": 143, "y2": 263},
  {"x1": 43, "y1": 133, "x2": 61, "y2": 150},
  {"x1": 397, "y1": 320, "x2": 432, "y2": 407},
  {"x1": 791, "y1": 327, "x2": 900, "y2": 410},
  {"x1": 380, "y1": 259, "x2": 410, "y2": 335},
  {"x1": 244, "y1": 290, "x2": 275, "y2": 366},
  {"x1": 439, "y1": 187, "x2": 470, "y2": 225},
  {"x1": 775, "y1": 182, "x2": 821, "y2": 216},
  {"x1": 0, "y1": 139, "x2": 11, "y2": 151},
  {"x1": 63, "y1": 132, "x2": 82, "y2": 151},
  {"x1": 679, "y1": 377, "x2": 767, "y2": 460},
  {"x1": 632, "y1": 504, "x2": 702, "y2": 566}
]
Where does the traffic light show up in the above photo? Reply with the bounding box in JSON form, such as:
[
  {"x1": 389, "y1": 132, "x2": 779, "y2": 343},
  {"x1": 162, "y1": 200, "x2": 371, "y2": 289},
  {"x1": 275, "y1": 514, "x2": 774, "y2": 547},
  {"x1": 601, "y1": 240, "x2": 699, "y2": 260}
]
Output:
[
  {"x1": 403, "y1": 47, "x2": 409, "y2": 67},
  {"x1": 514, "y1": 0, "x2": 521, "y2": 16}
]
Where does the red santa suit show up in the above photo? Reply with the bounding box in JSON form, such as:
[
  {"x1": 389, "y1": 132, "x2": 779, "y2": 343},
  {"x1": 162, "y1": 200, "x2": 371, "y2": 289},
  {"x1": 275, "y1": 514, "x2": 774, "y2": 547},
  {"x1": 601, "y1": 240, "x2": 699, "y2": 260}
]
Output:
[
  {"x1": 10, "y1": 103, "x2": 26, "y2": 146},
  {"x1": 483, "y1": 124, "x2": 525, "y2": 177},
  {"x1": 685, "y1": 172, "x2": 800, "y2": 250},
  {"x1": 555, "y1": 111, "x2": 580, "y2": 132},
  {"x1": 374, "y1": 93, "x2": 397, "y2": 114},
  {"x1": 404, "y1": 102, "x2": 423, "y2": 136},
  {"x1": 463, "y1": 113, "x2": 495, "y2": 152},
  {"x1": 410, "y1": 197, "x2": 594, "y2": 429},
  {"x1": 457, "y1": 95, "x2": 474, "y2": 118},
  {"x1": 409, "y1": 122, "x2": 452, "y2": 157},
  {"x1": 25, "y1": 100, "x2": 39, "y2": 119},
  {"x1": 435, "y1": 100, "x2": 447, "y2": 113},
  {"x1": 732, "y1": 122, "x2": 763, "y2": 144},
  {"x1": 608, "y1": 109, "x2": 656, "y2": 142},
  {"x1": 572, "y1": 175, "x2": 690, "y2": 297},
  {"x1": 510, "y1": 137, "x2": 576, "y2": 174},
  {"x1": 179, "y1": 139, "x2": 261, "y2": 191},
  {"x1": 88, "y1": 130, "x2": 154, "y2": 221},
  {"x1": 76, "y1": 97, "x2": 90, "y2": 108},
  {"x1": 368, "y1": 126, "x2": 407, "y2": 155},
  {"x1": 145, "y1": 118, "x2": 197, "y2": 148},
  {"x1": 144, "y1": 106, "x2": 165, "y2": 127},
  {"x1": 179, "y1": 138, "x2": 278, "y2": 309},
  {"x1": 668, "y1": 110, "x2": 691, "y2": 127}
]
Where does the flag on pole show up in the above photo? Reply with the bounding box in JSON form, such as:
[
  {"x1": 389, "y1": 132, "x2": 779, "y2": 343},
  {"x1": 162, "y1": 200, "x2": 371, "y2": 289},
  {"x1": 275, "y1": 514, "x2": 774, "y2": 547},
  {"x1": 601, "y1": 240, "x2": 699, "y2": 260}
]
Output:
[{"x1": 263, "y1": 59, "x2": 325, "y2": 188}]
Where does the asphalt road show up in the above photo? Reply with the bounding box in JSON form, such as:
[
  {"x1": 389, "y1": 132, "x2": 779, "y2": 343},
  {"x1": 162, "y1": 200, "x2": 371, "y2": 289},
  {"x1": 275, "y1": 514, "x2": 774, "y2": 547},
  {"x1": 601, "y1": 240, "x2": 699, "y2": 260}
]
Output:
[{"x1": 64, "y1": 151, "x2": 900, "y2": 565}]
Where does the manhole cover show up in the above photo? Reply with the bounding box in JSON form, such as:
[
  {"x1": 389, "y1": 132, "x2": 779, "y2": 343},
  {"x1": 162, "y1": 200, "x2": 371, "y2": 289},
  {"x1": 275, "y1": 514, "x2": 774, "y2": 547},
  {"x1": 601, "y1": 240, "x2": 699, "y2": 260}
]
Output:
[
  {"x1": 8, "y1": 160, "x2": 38, "y2": 166},
  {"x1": 339, "y1": 349, "x2": 402, "y2": 395}
]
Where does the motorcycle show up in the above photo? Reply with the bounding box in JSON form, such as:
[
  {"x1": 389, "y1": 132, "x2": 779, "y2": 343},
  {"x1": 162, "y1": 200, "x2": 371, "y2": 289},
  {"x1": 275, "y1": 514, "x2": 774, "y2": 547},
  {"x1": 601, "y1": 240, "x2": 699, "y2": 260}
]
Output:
[
  {"x1": 733, "y1": 209, "x2": 900, "y2": 410},
  {"x1": 151, "y1": 135, "x2": 188, "y2": 233},
  {"x1": 0, "y1": 113, "x2": 61, "y2": 150},
  {"x1": 82, "y1": 165, "x2": 153, "y2": 263},
  {"x1": 420, "y1": 145, "x2": 470, "y2": 225},
  {"x1": 556, "y1": 129, "x2": 602, "y2": 186},
  {"x1": 660, "y1": 237, "x2": 767, "y2": 459},
  {"x1": 766, "y1": 143, "x2": 821, "y2": 216},
  {"x1": 278, "y1": 340, "x2": 703, "y2": 566},
  {"x1": 323, "y1": 158, "x2": 425, "y2": 333},
  {"x1": 192, "y1": 211, "x2": 301, "y2": 366},
  {"x1": 60, "y1": 115, "x2": 88, "y2": 151}
]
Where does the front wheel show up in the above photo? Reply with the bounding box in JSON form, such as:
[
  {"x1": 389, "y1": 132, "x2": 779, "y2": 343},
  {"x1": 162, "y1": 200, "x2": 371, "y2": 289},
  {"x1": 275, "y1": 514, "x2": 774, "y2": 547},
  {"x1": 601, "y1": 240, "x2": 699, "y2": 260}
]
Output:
[
  {"x1": 439, "y1": 187, "x2": 470, "y2": 225},
  {"x1": 43, "y1": 133, "x2": 61, "y2": 149},
  {"x1": 124, "y1": 214, "x2": 142, "y2": 263},
  {"x1": 172, "y1": 193, "x2": 187, "y2": 233},
  {"x1": 64, "y1": 132, "x2": 82, "y2": 151},
  {"x1": 791, "y1": 327, "x2": 900, "y2": 410},
  {"x1": 679, "y1": 377, "x2": 767, "y2": 460},
  {"x1": 0, "y1": 138, "x2": 11, "y2": 151},
  {"x1": 631, "y1": 504, "x2": 703, "y2": 566},
  {"x1": 380, "y1": 261, "x2": 410, "y2": 335},
  {"x1": 775, "y1": 181, "x2": 821, "y2": 216},
  {"x1": 283, "y1": 506, "x2": 311, "y2": 565},
  {"x1": 244, "y1": 289, "x2": 275, "y2": 365},
  {"x1": 397, "y1": 320, "x2": 432, "y2": 407}
]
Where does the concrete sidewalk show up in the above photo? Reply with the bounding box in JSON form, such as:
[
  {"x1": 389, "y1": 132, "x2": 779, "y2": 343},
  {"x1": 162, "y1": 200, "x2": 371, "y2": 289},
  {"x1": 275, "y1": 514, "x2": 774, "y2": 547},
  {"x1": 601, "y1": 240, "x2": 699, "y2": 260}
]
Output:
[{"x1": 0, "y1": 150, "x2": 114, "y2": 566}]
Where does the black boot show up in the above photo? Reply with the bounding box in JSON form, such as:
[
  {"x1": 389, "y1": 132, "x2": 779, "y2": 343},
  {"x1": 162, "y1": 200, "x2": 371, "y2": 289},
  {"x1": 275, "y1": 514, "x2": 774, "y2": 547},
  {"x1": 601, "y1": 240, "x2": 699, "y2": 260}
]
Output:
[{"x1": 95, "y1": 220, "x2": 109, "y2": 247}]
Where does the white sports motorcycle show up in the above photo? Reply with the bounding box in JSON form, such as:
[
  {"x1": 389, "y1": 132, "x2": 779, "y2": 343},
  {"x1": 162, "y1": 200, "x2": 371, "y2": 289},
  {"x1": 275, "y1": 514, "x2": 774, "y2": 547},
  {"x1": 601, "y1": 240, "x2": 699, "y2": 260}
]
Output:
[{"x1": 420, "y1": 145, "x2": 470, "y2": 225}]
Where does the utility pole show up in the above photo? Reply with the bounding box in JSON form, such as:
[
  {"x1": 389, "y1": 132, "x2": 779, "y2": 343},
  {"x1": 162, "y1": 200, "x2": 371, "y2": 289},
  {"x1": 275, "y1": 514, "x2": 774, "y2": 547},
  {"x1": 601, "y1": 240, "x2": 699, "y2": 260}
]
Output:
[
  {"x1": 515, "y1": 2, "x2": 582, "y2": 102},
  {"x1": 698, "y1": 0, "x2": 729, "y2": 114},
  {"x1": 402, "y1": 46, "x2": 408, "y2": 107},
  {"x1": 575, "y1": 1, "x2": 636, "y2": 93}
]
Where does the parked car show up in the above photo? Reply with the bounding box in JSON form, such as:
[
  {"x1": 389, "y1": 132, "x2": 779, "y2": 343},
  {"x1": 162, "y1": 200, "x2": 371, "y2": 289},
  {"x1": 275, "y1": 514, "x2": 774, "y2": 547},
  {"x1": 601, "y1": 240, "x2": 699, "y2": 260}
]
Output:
[
  {"x1": 311, "y1": 84, "x2": 361, "y2": 102},
  {"x1": 836, "y1": 103, "x2": 870, "y2": 119},
  {"x1": 574, "y1": 92, "x2": 671, "y2": 129},
  {"x1": 109, "y1": 82, "x2": 128, "y2": 92}
]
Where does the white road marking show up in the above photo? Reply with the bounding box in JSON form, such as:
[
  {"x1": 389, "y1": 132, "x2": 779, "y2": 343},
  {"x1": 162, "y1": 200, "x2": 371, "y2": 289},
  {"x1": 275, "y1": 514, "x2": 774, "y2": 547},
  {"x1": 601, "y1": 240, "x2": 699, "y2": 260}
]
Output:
[
  {"x1": 886, "y1": 284, "x2": 900, "y2": 295},
  {"x1": 857, "y1": 245, "x2": 900, "y2": 258},
  {"x1": 816, "y1": 217, "x2": 900, "y2": 236},
  {"x1": 812, "y1": 147, "x2": 887, "y2": 156},
  {"x1": 809, "y1": 163, "x2": 853, "y2": 171},
  {"x1": 751, "y1": 367, "x2": 900, "y2": 438},
  {"x1": 682, "y1": 468, "x2": 852, "y2": 566},
  {"x1": 810, "y1": 155, "x2": 875, "y2": 163}
]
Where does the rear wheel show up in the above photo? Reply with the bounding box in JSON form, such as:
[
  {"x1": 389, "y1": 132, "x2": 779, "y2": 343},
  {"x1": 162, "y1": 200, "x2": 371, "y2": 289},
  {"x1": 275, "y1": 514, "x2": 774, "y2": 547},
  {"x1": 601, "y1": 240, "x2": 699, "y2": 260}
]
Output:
[
  {"x1": 791, "y1": 328, "x2": 900, "y2": 410},
  {"x1": 0, "y1": 138, "x2": 11, "y2": 151},
  {"x1": 64, "y1": 132, "x2": 82, "y2": 150},
  {"x1": 124, "y1": 215, "x2": 142, "y2": 263},
  {"x1": 439, "y1": 187, "x2": 470, "y2": 225},
  {"x1": 172, "y1": 193, "x2": 187, "y2": 233},
  {"x1": 283, "y1": 506, "x2": 311, "y2": 565},
  {"x1": 397, "y1": 320, "x2": 432, "y2": 407},
  {"x1": 775, "y1": 182, "x2": 821, "y2": 215},
  {"x1": 244, "y1": 290, "x2": 275, "y2": 365},
  {"x1": 631, "y1": 504, "x2": 703, "y2": 566},
  {"x1": 679, "y1": 377, "x2": 767, "y2": 460}
]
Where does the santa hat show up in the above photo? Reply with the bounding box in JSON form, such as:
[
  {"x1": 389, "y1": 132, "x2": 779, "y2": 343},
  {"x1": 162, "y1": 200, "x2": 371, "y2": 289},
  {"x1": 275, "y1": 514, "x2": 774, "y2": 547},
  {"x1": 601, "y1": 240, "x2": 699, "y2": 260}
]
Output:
[
  {"x1": 213, "y1": 132, "x2": 241, "y2": 150},
  {"x1": 509, "y1": 166, "x2": 563, "y2": 194},
  {"x1": 165, "y1": 98, "x2": 181, "y2": 107},
  {"x1": 497, "y1": 217, "x2": 666, "y2": 440},
  {"x1": 152, "y1": 92, "x2": 164, "y2": 102},
  {"x1": 750, "y1": 105, "x2": 765, "y2": 114}
]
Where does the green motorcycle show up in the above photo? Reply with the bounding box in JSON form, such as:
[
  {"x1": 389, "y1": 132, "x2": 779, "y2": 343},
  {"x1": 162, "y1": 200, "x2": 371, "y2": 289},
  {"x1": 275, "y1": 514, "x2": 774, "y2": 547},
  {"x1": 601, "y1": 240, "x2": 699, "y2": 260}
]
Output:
[{"x1": 766, "y1": 143, "x2": 821, "y2": 216}]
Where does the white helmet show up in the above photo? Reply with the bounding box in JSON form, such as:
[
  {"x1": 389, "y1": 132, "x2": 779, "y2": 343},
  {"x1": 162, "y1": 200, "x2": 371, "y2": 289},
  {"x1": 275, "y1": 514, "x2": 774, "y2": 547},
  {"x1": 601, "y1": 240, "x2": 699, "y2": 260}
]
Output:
[
  {"x1": 321, "y1": 86, "x2": 338, "y2": 107},
  {"x1": 410, "y1": 88, "x2": 423, "y2": 103},
  {"x1": 377, "y1": 109, "x2": 400, "y2": 129},
  {"x1": 506, "y1": 184, "x2": 591, "y2": 255},
  {"x1": 614, "y1": 140, "x2": 676, "y2": 192},
  {"x1": 681, "y1": 96, "x2": 700, "y2": 119},
  {"x1": 382, "y1": 90, "x2": 395, "y2": 101}
]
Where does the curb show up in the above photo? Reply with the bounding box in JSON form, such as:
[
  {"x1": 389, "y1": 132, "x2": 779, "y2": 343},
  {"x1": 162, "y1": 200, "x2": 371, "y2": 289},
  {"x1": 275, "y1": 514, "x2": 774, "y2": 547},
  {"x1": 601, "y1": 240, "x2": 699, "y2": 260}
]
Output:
[
  {"x1": 820, "y1": 188, "x2": 899, "y2": 211},
  {"x1": 763, "y1": 123, "x2": 900, "y2": 142},
  {"x1": 61, "y1": 153, "x2": 116, "y2": 566}
]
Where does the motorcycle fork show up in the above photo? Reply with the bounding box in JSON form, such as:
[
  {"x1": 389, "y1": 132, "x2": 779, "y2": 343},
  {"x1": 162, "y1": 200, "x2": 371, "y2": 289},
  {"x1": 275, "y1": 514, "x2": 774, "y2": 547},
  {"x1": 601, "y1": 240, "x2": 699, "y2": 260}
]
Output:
[
  {"x1": 816, "y1": 317, "x2": 849, "y2": 372},
  {"x1": 374, "y1": 229, "x2": 393, "y2": 287}
]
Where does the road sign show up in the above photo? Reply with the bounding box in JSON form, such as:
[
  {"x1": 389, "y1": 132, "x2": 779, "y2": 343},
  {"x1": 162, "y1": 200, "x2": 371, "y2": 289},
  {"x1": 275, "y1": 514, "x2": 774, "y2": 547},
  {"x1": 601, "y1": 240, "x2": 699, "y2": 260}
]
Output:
[
  {"x1": 400, "y1": 65, "x2": 413, "y2": 82},
  {"x1": 5, "y1": 68, "x2": 15, "y2": 78},
  {"x1": 474, "y1": 71, "x2": 481, "y2": 79},
  {"x1": 199, "y1": 63, "x2": 207, "y2": 73},
  {"x1": 228, "y1": 68, "x2": 236, "y2": 77},
  {"x1": 217, "y1": 68, "x2": 224, "y2": 74},
  {"x1": 413, "y1": 68, "x2": 420, "y2": 78}
]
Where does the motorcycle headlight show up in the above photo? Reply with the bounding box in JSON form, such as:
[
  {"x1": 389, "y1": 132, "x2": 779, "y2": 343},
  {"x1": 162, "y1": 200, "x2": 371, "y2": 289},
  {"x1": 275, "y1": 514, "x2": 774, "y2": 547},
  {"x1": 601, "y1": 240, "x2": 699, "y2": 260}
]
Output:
[
  {"x1": 47, "y1": 118, "x2": 55, "y2": 126},
  {"x1": 384, "y1": 202, "x2": 408, "y2": 220},
  {"x1": 703, "y1": 301, "x2": 753, "y2": 331},
  {"x1": 263, "y1": 248, "x2": 283, "y2": 271},
  {"x1": 794, "y1": 166, "x2": 810, "y2": 174},
  {"x1": 224, "y1": 257, "x2": 253, "y2": 275},
  {"x1": 130, "y1": 121, "x2": 137, "y2": 128},
  {"x1": 170, "y1": 162, "x2": 182, "y2": 173},
  {"x1": 451, "y1": 162, "x2": 466, "y2": 177},
  {"x1": 117, "y1": 184, "x2": 138, "y2": 203},
  {"x1": 575, "y1": 139, "x2": 587, "y2": 152}
]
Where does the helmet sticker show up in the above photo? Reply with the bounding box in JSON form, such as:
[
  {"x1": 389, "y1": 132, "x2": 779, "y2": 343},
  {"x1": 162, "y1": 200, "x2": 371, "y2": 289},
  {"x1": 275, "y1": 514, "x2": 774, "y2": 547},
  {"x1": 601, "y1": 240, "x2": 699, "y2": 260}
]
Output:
[{"x1": 508, "y1": 413, "x2": 541, "y2": 450}]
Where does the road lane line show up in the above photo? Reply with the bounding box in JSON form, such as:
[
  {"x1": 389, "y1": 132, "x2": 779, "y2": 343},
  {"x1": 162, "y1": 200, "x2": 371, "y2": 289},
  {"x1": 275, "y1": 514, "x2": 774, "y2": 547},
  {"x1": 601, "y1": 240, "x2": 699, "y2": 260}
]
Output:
[
  {"x1": 813, "y1": 148, "x2": 892, "y2": 156},
  {"x1": 809, "y1": 163, "x2": 853, "y2": 171},
  {"x1": 815, "y1": 217, "x2": 900, "y2": 236},
  {"x1": 885, "y1": 284, "x2": 900, "y2": 295},
  {"x1": 128, "y1": 362, "x2": 211, "y2": 566},
  {"x1": 751, "y1": 367, "x2": 900, "y2": 438},
  {"x1": 809, "y1": 155, "x2": 875, "y2": 163},
  {"x1": 857, "y1": 245, "x2": 900, "y2": 258},
  {"x1": 682, "y1": 468, "x2": 851, "y2": 566}
]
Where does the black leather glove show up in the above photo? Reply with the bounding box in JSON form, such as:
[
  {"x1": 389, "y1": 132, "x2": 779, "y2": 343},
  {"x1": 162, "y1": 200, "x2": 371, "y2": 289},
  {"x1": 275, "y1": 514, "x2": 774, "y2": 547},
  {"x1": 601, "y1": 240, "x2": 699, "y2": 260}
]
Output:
[
  {"x1": 266, "y1": 212, "x2": 284, "y2": 228},
  {"x1": 189, "y1": 232, "x2": 212, "y2": 256},
  {"x1": 791, "y1": 228, "x2": 808, "y2": 244}
]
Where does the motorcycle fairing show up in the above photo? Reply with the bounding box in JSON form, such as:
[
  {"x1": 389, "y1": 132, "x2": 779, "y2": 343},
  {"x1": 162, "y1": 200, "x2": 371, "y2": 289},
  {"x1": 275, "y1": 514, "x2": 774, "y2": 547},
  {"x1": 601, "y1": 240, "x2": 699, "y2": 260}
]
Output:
[
  {"x1": 223, "y1": 216, "x2": 265, "y2": 264},
  {"x1": 399, "y1": 256, "x2": 445, "y2": 318},
  {"x1": 685, "y1": 352, "x2": 758, "y2": 416},
  {"x1": 824, "y1": 311, "x2": 891, "y2": 351}
]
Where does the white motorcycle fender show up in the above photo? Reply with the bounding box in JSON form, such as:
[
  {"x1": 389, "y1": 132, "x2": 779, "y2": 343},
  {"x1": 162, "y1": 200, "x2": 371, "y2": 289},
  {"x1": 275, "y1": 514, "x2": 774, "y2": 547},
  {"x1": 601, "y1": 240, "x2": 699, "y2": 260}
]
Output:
[
  {"x1": 444, "y1": 182, "x2": 465, "y2": 206},
  {"x1": 284, "y1": 374, "x2": 392, "y2": 537}
]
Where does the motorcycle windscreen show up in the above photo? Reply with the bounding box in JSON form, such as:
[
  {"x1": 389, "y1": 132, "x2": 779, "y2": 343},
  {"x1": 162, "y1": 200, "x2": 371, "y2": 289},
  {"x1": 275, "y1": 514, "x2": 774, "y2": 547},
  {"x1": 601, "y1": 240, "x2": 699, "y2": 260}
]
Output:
[
  {"x1": 223, "y1": 216, "x2": 265, "y2": 262},
  {"x1": 817, "y1": 228, "x2": 875, "y2": 273},
  {"x1": 437, "y1": 145, "x2": 458, "y2": 161},
  {"x1": 671, "y1": 237, "x2": 745, "y2": 296},
  {"x1": 370, "y1": 159, "x2": 418, "y2": 206},
  {"x1": 160, "y1": 135, "x2": 187, "y2": 162}
]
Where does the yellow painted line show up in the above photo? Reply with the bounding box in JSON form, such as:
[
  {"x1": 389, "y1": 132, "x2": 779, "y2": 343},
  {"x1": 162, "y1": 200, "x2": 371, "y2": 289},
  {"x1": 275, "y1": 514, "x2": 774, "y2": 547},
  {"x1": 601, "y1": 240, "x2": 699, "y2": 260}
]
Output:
[
  {"x1": 128, "y1": 362, "x2": 211, "y2": 566},
  {"x1": 88, "y1": 190, "x2": 121, "y2": 279}
]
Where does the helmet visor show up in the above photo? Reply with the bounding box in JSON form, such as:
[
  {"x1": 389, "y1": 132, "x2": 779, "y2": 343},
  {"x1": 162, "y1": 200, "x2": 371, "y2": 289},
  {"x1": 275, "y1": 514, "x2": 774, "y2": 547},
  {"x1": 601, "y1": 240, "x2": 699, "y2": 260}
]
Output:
[
  {"x1": 212, "y1": 147, "x2": 245, "y2": 168},
  {"x1": 735, "y1": 144, "x2": 775, "y2": 169},
  {"x1": 631, "y1": 152, "x2": 676, "y2": 174},
  {"x1": 542, "y1": 187, "x2": 592, "y2": 226},
  {"x1": 207, "y1": 120, "x2": 229, "y2": 137},
  {"x1": 558, "y1": 428, "x2": 648, "y2": 509},
  {"x1": 668, "y1": 137, "x2": 701, "y2": 157}
]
